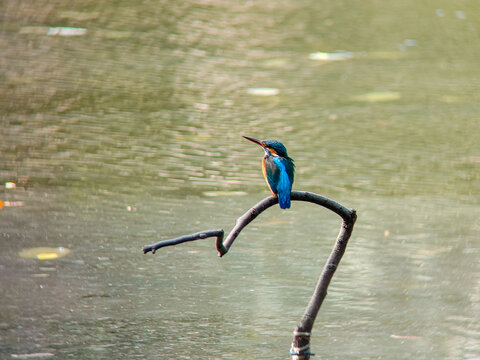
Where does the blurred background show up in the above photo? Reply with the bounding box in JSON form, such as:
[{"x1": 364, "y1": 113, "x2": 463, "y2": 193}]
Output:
[{"x1": 1, "y1": 0, "x2": 479, "y2": 359}]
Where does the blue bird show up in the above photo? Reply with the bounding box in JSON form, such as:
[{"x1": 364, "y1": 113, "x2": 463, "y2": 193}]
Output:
[{"x1": 243, "y1": 136, "x2": 295, "y2": 209}]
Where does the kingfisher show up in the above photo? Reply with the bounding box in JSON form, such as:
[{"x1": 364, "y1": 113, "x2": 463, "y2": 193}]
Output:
[{"x1": 243, "y1": 136, "x2": 295, "y2": 209}]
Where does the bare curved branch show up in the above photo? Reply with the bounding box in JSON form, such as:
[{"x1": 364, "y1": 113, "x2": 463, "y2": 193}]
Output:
[
  {"x1": 143, "y1": 191, "x2": 354, "y2": 257},
  {"x1": 141, "y1": 190, "x2": 357, "y2": 359}
]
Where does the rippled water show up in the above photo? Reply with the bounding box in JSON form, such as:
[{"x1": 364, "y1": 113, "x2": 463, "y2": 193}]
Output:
[{"x1": 1, "y1": 0, "x2": 479, "y2": 359}]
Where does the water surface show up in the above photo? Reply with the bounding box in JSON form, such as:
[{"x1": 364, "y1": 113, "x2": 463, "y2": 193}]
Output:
[{"x1": 1, "y1": 1, "x2": 479, "y2": 359}]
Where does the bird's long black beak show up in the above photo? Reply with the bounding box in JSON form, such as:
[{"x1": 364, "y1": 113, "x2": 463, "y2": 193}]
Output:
[{"x1": 243, "y1": 136, "x2": 264, "y2": 148}]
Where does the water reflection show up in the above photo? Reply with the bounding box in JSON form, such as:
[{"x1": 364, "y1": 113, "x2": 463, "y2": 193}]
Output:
[{"x1": 1, "y1": 0, "x2": 480, "y2": 359}]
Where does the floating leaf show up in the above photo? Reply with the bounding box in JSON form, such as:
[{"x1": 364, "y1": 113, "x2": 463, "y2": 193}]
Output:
[
  {"x1": 309, "y1": 51, "x2": 354, "y2": 61},
  {"x1": 47, "y1": 27, "x2": 87, "y2": 36},
  {"x1": 37, "y1": 253, "x2": 60, "y2": 260},
  {"x1": 11, "y1": 353, "x2": 54, "y2": 359},
  {"x1": 19, "y1": 247, "x2": 71, "y2": 260},
  {"x1": 352, "y1": 91, "x2": 400, "y2": 103},
  {"x1": 247, "y1": 88, "x2": 279, "y2": 96},
  {"x1": 5, "y1": 182, "x2": 16, "y2": 189},
  {"x1": 3, "y1": 201, "x2": 24, "y2": 207}
]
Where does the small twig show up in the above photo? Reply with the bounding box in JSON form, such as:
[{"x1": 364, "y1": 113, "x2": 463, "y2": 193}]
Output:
[{"x1": 143, "y1": 229, "x2": 224, "y2": 254}]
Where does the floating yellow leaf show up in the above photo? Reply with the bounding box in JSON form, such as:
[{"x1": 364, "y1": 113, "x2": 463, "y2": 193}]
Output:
[
  {"x1": 19, "y1": 247, "x2": 71, "y2": 260},
  {"x1": 37, "y1": 253, "x2": 59, "y2": 260}
]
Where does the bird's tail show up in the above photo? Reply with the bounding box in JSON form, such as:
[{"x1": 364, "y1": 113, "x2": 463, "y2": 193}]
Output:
[
  {"x1": 278, "y1": 192, "x2": 291, "y2": 209},
  {"x1": 273, "y1": 157, "x2": 292, "y2": 209}
]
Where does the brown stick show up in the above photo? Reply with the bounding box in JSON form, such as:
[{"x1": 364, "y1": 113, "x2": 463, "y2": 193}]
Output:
[{"x1": 142, "y1": 229, "x2": 224, "y2": 254}]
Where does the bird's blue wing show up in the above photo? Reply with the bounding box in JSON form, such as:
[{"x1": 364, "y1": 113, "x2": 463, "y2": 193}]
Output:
[
  {"x1": 263, "y1": 156, "x2": 280, "y2": 195},
  {"x1": 273, "y1": 157, "x2": 292, "y2": 209}
]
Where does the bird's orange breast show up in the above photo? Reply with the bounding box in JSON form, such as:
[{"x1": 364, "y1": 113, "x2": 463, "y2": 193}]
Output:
[{"x1": 262, "y1": 157, "x2": 276, "y2": 195}]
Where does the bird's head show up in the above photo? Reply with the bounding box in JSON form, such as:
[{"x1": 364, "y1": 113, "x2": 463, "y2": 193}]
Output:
[{"x1": 243, "y1": 136, "x2": 289, "y2": 158}]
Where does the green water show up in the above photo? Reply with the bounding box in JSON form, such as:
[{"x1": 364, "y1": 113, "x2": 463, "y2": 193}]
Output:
[{"x1": 1, "y1": 1, "x2": 479, "y2": 359}]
